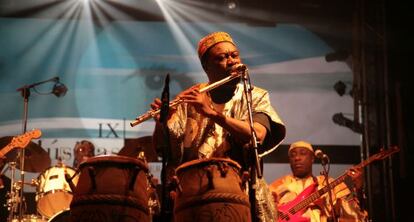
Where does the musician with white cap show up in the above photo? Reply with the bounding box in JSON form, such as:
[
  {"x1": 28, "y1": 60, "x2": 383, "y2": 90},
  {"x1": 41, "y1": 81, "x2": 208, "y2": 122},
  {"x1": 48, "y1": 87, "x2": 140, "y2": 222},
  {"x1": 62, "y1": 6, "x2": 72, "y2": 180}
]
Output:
[
  {"x1": 269, "y1": 140, "x2": 368, "y2": 222},
  {"x1": 151, "y1": 31, "x2": 286, "y2": 221}
]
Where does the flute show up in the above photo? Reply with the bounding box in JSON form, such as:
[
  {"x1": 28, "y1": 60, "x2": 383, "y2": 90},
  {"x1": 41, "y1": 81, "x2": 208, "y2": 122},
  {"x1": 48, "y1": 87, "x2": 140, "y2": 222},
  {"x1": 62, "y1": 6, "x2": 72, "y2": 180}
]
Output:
[{"x1": 130, "y1": 70, "x2": 245, "y2": 127}]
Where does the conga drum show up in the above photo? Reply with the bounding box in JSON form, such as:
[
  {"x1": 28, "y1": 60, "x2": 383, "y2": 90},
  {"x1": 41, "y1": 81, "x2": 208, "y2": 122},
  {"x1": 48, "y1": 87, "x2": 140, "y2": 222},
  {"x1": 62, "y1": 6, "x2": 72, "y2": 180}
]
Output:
[
  {"x1": 174, "y1": 158, "x2": 251, "y2": 222},
  {"x1": 70, "y1": 155, "x2": 151, "y2": 222}
]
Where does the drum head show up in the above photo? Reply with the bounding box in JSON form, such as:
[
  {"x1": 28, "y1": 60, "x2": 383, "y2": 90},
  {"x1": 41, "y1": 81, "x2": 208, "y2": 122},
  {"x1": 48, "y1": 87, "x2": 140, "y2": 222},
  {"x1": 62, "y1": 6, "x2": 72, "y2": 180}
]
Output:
[
  {"x1": 78, "y1": 155, "x2": 148, "y2": 172},
  {"x1": 37, "y1": 165, "x2": 77, "y2": 193}
]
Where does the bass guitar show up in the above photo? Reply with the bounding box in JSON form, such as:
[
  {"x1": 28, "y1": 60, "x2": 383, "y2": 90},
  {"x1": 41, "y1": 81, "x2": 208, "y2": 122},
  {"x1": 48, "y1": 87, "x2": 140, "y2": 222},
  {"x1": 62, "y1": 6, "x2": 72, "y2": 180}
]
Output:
[{"x1": 278, "y1": 146, "x2": 400, "y2": 222}]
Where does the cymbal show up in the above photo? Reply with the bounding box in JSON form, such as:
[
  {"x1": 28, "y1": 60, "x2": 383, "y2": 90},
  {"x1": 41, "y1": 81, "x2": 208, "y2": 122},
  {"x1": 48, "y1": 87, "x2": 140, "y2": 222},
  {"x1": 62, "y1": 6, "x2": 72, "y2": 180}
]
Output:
[
  {"x1": 0, "y1": 136, "x2": 51, "y2": 172},
  {"x1": 118, "y1": 136, "x2": 158, "y2": 162}
]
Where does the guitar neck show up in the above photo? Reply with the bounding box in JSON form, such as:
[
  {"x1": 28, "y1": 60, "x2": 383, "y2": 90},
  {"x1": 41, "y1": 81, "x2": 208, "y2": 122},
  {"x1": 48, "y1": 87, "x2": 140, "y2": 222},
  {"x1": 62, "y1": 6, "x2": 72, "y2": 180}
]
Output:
[{"x1": 0, "y1": 144, "x2": 15, "y2": 158}]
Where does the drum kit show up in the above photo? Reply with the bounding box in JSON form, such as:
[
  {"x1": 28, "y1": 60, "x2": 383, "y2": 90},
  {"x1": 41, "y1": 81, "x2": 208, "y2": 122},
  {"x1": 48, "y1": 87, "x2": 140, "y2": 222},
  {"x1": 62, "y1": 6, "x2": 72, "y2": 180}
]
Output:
[{"x1": 0, "y1": 134, "x2": 75, "y2": 222}]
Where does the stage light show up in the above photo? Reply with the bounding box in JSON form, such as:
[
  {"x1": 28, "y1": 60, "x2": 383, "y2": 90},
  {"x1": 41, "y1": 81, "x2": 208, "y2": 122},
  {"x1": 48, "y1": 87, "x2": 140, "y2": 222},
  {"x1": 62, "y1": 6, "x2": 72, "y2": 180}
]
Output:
[
  {"x1": 332, "y1": 113, "x2": 362, "y2": 134},
  {"x1": 334, "y1": 81, "x2": 346, "y2": 96},
  {"x1": 334, "y1": 80, "x2": 353, "y2": 97},
  {"x1": 224, "y1": 0, "x2": 239, "y2": 13}
]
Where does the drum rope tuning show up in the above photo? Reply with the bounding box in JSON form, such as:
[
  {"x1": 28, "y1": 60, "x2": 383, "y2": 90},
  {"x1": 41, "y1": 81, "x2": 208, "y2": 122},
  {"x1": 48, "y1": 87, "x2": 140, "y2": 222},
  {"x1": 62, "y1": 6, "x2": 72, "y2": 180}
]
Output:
[
  {"x1": 173, "y1": 157, "x2": 251, "y2": 222},
  {"x1": 69, "y1": 155, "x2": 155, "y2": 222}
]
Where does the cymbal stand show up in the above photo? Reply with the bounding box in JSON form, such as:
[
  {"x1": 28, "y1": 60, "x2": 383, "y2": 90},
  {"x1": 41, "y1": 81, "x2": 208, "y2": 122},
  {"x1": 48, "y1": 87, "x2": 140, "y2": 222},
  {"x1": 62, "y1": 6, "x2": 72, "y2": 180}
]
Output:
[{"x1": 6, "y1": 162, "x2": 20, "y2": 222}]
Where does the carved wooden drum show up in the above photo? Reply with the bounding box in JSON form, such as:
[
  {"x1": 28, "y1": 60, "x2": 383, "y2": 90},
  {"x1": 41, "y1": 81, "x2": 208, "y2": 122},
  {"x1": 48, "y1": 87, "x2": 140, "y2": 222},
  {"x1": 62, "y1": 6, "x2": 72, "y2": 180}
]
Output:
[
  {"x1": 174, "y1": 158, "x2": 251, "y2": 222},
  {"x1": 70, "y1": 155, "x2": 151, "y2": 222}
]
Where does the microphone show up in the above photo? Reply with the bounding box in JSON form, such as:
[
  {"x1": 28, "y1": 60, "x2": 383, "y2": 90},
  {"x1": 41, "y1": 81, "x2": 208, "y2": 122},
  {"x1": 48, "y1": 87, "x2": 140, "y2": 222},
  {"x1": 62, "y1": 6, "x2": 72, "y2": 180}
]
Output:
[
  {"x1": 315, "y1": 149, "x2": 329, "y2": 164},
  {"x1": 16, "y1": 76, "x2": 68, "y2": 98},
  {"x1": 227, "y1": 64, "x2": 248, "y2": 87},
  {"x1": 52, "y1": 77, "x2": 68, "y2": 97},
  {"x1": 234, "y1": 63, "x2": 247, "y2": 71},
  {"x1": 227, "y1": 63, "x2": 247, "y2": 73},
  {"x1": 159, "y1": 74, "x2": 170, "y2": 123}
]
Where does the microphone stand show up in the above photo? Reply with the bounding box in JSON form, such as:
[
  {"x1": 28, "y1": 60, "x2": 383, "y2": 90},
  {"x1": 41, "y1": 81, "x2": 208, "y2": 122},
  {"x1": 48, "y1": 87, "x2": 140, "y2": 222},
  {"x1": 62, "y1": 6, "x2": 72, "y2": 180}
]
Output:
[
  {"x1": 240, "y1": 68, "x2": 262, "y2": 222},
  {"x1": 159, "y1": 74, "x2": 172, "y2": 222},
  {"x1": 15, "y1": 76, "x2": 60, "y2": 220},
  {"x1": 320, "y1": 156, "x2": 338, "y2": 222}
]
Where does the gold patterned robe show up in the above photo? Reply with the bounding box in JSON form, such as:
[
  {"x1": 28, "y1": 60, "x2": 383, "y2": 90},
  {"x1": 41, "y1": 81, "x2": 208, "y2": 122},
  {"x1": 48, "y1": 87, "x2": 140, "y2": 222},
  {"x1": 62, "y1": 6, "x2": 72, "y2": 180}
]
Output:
[
  {"x1": 163, "y1": 83, "x2": 285, "y2": 165},
  {"x1": 155, "y1": 83, "x2": 286, "y2": 222}
]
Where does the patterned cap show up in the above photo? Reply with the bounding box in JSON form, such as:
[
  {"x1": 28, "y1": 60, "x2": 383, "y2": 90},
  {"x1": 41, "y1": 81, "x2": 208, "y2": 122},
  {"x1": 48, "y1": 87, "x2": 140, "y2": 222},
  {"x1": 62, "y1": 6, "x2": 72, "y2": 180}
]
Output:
[
  {"x1": 288, "y1": 140, "x2": 314, "y2": 154},
  {"x1": 197, "y1": 31, "x2": 235, "y2": 59}
]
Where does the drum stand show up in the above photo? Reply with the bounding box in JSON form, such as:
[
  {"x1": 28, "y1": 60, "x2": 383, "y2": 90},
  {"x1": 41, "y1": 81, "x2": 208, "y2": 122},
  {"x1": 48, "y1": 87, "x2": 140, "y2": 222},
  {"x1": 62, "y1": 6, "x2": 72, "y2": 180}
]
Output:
[{"x1": 5, "y1": 162, "x2": 25, "y2": 222}]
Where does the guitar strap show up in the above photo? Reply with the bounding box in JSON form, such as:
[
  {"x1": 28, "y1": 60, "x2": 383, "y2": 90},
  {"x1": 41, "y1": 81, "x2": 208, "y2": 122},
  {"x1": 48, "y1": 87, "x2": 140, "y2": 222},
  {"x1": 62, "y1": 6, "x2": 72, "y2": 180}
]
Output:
[
  {"x1": 278, "y1": 189, "x2": 290, "y2": 200},
  {"x1": 344, "y1": 174, "x2": 356, "y2": 191}
]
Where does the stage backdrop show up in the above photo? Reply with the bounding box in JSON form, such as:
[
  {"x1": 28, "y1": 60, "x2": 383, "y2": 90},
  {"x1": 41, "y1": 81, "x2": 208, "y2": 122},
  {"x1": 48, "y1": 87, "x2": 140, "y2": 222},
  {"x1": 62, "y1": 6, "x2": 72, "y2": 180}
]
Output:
[{"x1": 0, "y1": 18, "x2": 359, "y2": 191}]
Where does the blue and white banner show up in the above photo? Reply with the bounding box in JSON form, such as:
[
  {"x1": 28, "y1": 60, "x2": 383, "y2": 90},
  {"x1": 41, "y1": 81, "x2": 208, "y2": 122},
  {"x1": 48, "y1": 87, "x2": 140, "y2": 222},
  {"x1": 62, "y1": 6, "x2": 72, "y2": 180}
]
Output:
[{"x1": 1, "y1": 18, "x2": 359, "y2": 188}]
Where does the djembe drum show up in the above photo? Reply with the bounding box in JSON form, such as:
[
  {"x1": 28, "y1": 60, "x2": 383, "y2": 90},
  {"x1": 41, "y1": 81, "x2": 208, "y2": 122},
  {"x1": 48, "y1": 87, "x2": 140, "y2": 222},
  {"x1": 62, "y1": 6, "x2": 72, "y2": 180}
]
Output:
[
  {"x1": 69, "y1": 155, "x2": 151, "y2": 222},
  {"x1": 173, "y1": 158, "x2": 251, "y2": 222}
]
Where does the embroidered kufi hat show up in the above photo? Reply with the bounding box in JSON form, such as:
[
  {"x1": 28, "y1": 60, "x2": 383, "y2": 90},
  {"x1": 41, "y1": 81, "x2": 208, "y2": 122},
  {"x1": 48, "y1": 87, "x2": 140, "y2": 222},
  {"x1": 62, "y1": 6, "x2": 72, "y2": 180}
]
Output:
[{"x1": 197, "y1": 31, "x2": 235, "y2": 60}]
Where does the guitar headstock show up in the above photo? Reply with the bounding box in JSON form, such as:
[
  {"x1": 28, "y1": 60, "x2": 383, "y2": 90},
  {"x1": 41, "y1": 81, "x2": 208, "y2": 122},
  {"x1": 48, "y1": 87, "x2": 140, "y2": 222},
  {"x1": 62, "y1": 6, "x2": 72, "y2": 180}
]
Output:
[
  {"x1": 354, "y1": 146, "x2": 400, "y2": 169},
  {"x1": 10, "y1": 129, "x2": 42, "y2": 149},
  {"x1": 371, "y1": 146, "x2": 400, "y2": 161}
]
